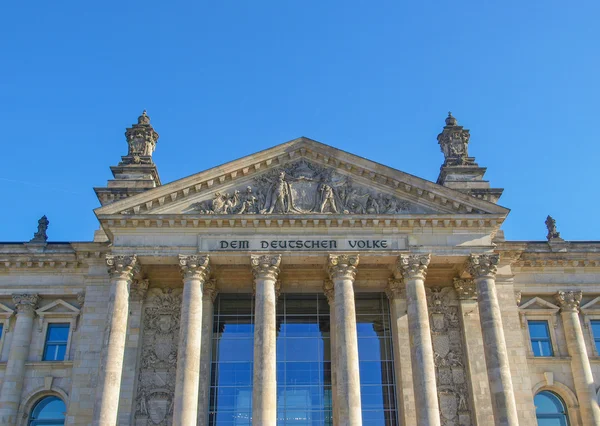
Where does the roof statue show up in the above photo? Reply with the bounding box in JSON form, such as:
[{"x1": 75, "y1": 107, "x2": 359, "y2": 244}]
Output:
[
  {"x1": 437, "y1": 112, "x2": 474, "y2": 166},
  {"x1": 122, "y1": 110, "x2": 159, "y2": 165},
  {"x1": 545, "y1": 215, "x2": 562, "y2": 241},
  {"x1": 30, "y1": 215, "x2": 49, "y2": 243}
]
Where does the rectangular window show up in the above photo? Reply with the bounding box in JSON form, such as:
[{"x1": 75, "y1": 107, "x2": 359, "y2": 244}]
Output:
[
  {"x1": 43, "y1": 323, "x2": 70, "y2": 361},
  {"x1": 591, "y1": 320, "x2": 600, "y2": 354},
  {"x1": 528, "y1": 320, "x2": 553, "y2": 357},
  {"x1": 0, "y1": 323, "x2": 3, "y2": 340}
]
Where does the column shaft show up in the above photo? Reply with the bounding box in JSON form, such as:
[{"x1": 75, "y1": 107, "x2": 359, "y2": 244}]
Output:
[
  {"x1": 251, "y1": 255, "x2": 281, "y2": 426},
  {"x1": 468, "y1": 254, "x2": 518, "y2": 426},
  {"x1": 198, "y1": 280, "x2": 217, "y2": 426},
  {"x1": 324, "y1": 279, "x2": 339, "y2": 425},
  {"x1": 93, "y1": 255, "x2": 137, "y2": 426},
  {"x1": 398, "y1": 254, "x2": 440, "y2": 426},
  {"x1": 174, "y1": 255, "x2": 210, "y2": 426},
  {"x1": 556, "y1": 291, "x2": 600, "y2": 425},
  {"x1": 328, "y1": 254, "x2": 362, "y2": 426},
  {"x1": 0, "y1": 294, "x2": 39, "y2": 425}
]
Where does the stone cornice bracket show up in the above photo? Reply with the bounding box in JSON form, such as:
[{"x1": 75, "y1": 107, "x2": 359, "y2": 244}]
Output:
[
  {"x1": 204, "y1": 278, "x2": 218, "y2": 302},
  {"x1": 106, "y1": 254, "x2": 139, "y2": 281},
  {"x1": 179, "y1": 254, "x2": 211, "y2": 281},
  {"x1": 327, "y1": 254, "x2": 359, "y2": 281},
  {"x1": 250, "y1": 254, "x2": 282, "y2": 282},
  {"x1": 77, "y1": 291, "x2": 86, "y2": 307},
  {"x1": 12, "y1": 294, "x2": 40, "y2": 315},
  {"x1": 396, "y1": 254, "x2": 431, "y2": 280},
  {"x1": 386, "y1": 278, "x2": 405, "y2": 300},
  {"x1": 323, "y1": 279, "x2": 334, "y2": 305},
  {"x1": 555, "y1": 290, "x2": 582, "y2": 313},
  {"x1": 466, "y1": 253, "x2": 499, "y2": 279},
  {"x1": 453, "y1": 278, "x2": 477, "y2": 300}
]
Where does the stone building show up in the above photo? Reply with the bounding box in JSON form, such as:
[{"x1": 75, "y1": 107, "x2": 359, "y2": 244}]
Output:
[{"x1": 0, "y1": 111, "x2": 598, "y2": 426}]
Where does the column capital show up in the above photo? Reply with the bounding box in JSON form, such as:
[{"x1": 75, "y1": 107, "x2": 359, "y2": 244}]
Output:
[
  {"x1": 386, "y1": 278, "x2": 405, "y2": 300},
  {"x1": 130, "y1": 278, "x2": 149, "y2": 301},
  {"x1": 179, "y1": 254, "x2": 211, "y2": 281},
  {"x1": 12, "y1": 294, "x2": 39, "y2": 315},
  {"x1": 555, "y1": 290, "x2": 582, "y2": 312},
  {"x1": 106, "y1": 254, "x2": 139, "y2": 281},
  {"x1": 397, "y1": 254, "x2": 430, "y2": 280},
  {"x1": 327, "y1": 254, "x2": 359, "y2": 281},
  {"x1": 323, "y1": 279, "x2": 334, "y2": 304},
  {"x1": 466, "y1": 253, "x2": 499, "y2": 279},
  {"x1": 204, "y1": 278, "x2": 218, "y2": 302},
  {"x1": 251, "y1": 254, "x2": 281, "y2": 281},
  {"x1": 453, "y1": 278, "x2": 477, "y2": 300}
]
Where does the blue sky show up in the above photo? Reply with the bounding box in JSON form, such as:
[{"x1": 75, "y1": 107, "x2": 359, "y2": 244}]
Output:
[{"x1": 1, "y1": 1, "x2": 598, "y2": 242}]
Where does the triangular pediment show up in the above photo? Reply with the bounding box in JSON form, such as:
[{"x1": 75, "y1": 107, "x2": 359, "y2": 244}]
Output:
[
  {"x1": 95, "y1": 137, "x2": 509, "y2": 219},
  {"x1": 581, "y1": 296, "x2": 600, "y2": 313},
  {"x1": 36, "y1": 299, "x2": 80, "y2": 315},
  {"x1": 519, "y1": 297, "x2": 560, "y2": 312}
]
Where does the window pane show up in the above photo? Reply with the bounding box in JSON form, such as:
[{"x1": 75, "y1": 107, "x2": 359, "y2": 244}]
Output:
[
  {"x1": 47, "y1": 324, "x2": 70, "y2": 341},
  {"x1": 528, "y1": 321, "x2": 550, "y2": 338},
  {"x1": 0, "y1": 324, "x2": 3, "y2": 339},
  {"x1": 535, "y1": 391, "x2": 569, "y2": 426},
  {"x1": 30, "y1": 396, "x2": 66, "y2": 424}
]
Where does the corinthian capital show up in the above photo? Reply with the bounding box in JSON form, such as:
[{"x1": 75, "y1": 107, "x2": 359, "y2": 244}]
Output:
[
  {"x1": 467, "y1": 254, "x2": 499, "y2": 279},
  {"x1": 453, "y1": 278, "x2": 477, "y2": 300},
  {"x1": 106, "y1": 254, "x2": 139, "y2": 281},
  {"x1": 397, "y1": 254, "x2": 430, "y2": 280},
  {"x1": 179, "y1": 254, "x2": 211, "y2": 281},
  {"x1": 251, "y1": 254, "x2": 281, "y2": 281},
  {"x1": 328, "y1": 254, "x2": 359, "y2": 281},
  {"x1": 12, "y1": 294, "x2": 40, "y2": 314},
  {"x1": 386, "y1": 278, "x2": 405, "y2": 300},
  {"x1": 555, "y1": 290, "x2": 582, "y2": 312}
]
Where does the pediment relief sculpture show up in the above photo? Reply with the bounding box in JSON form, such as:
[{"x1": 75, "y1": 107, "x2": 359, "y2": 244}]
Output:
[{"x1": 185, "y1": 160, "x2": 429, "y2": 215}]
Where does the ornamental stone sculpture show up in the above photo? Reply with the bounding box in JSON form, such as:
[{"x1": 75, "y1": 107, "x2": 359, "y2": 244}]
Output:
[
  {"x1": 178, "y1": 254, "x2": 211, "y2": 281},
  {"x1": 437, "y1": 112, "x2": 474, "y2": 166},
  {"x1": 453, "y1": 278, "x2": 477, "y2": 300},
  {"x1": 555, "y1": 290, "x2": 582, "y2": 312},
  {"x1": 328, "y1": 254, "x2": 360, "y2": 281},
  {"x1": 466, "y1": 254, "x2": 499, "y2": 278},
  {"x1": 545, "y1": 215, "x2": 562, "y2": 241},
  {"x1": 122, "y1": 110, "x2": 159, "y2": 165},
  {"x1": 30, "y1": 215, "x2": 49, "y2": 243},
  {"x1": 397, "y1": 254, "x2": 431, "y2": 280},
  {"x1": 106, "y1": 254, "x2": 139, "y2": 280}
]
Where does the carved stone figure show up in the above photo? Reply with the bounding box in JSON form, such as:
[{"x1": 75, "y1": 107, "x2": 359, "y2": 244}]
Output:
[
  {"x1": 122, "y1": 111, "x2": 159, "y2": 165},
  {"x1": 438, "y1": 112, "x2": 474, "y2": 167},
  {"x1": 545, "y1": 215, "x2": 562, "y2": 240},
  {"x1": 30, "y1": 215, "x2": 49, "y2": 243},
  {"x1": 262, "y1": 172, "x2": 298, "y2": 213},
  {"x1": 317, "y1": 181, "x2": 338, "y2": 213}
]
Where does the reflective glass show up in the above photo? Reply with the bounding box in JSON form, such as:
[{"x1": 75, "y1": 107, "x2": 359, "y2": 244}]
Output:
[
  {"x1": 535, "y1": 391, "x2": 569, "y2": 426},
  {"x1": 355, "y1": 293, "x2": 398, "y2": 425},
  {"x1": 528, "y1": 321, "x2": 553, "y2": 357},
  {"x1": 591, "y1": 320, "x2": 600, "y2": 353},
  {"x1": 210, "y1": 295, "x2": 254, "y2": 426},
  {"x1": 0, "y1": 323, "x2": 3, "y2": 340},
  {"x1": 29, "y1": 396, "x2": 66, "y2": 425},
  {"x1": 43, "y1": 324, "x2": 69, "y2": 361}
]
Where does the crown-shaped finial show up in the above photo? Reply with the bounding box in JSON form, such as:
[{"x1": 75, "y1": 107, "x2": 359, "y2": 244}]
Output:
[{"x1": 445, "y1": 111, "x2": 458, "y2": 126}]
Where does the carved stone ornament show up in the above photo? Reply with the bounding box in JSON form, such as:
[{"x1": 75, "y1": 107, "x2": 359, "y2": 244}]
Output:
[
  {"x1": 545, "y1": 215, "x2": 562, "y2": 241},
  {"x1": 453, "y1": 278, "x2": 477, "y2": 300},
  {"x1": 122, "y1": 110, "x2": 159, "y2": 165},
  {"x1": 466, "y1": 254, "x2": 499, "y2": 279},
  {"x1": 386, "y1": 278, "x2": 405, "y2": 300},
  {"x1": 76, "y1": 291, "x2": 85, "y2": 307},
  {"x1": 186, "y1": 159, "x2": 424, "y2": 215},
  {"x1": 30, "y1": 215, "x2": 49, "y2": 243},
  {"x1": 203, "y1": 278, "x2": 218, "y2": 302},
  {"x1": 514, "y1": 290, "x2": 522, "y2": 306},
  {"x1": 135, "y1": 288, "x2": 182, "y2": 425},
  {"x1": 328, "y1": 254, "x2": 359, "y2": 281},
  {"x1": 106, "y1": 254, "x2": 139, "y2": 280},
  {"x1": 251, "y1": 254, "x2": 282, "y2": 282},
  {"x1": 323, "y1": 279, "x2": 334, "y2": 304},
  {"x1": 12, "y1": 294, "x2": 40, "y2": 315},
  {"x1": 397, "y1": 254, "x2": 431, "y2": 280},
  {"x1": 130, "y1": 279, "x2": 150, "y2": 301},
  {"x1": 555, "y1": 290, "x2": 582, "y2": 312},
  {"x1": 178, "y1": 254, "x2": 210, "y2": 281},
  {"x1": 437, "y1": 112, "x2": 474, "y2": 167}
]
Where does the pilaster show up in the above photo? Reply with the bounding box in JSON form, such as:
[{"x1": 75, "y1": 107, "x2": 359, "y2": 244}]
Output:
[{"x1": 198, "y1": 279, "x2": 218, "y2": 426}]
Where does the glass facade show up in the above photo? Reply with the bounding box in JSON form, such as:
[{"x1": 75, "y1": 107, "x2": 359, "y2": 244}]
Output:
[
  {"x1": 209, "y1": 293, "x2": 398, "y2": 425},
  {"x1": 528, "y1": 321, "x2": 553, "y2": 357}
]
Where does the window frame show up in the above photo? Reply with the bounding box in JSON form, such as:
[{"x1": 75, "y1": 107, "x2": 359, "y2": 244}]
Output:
[
  {"x1": 518, "y1": 296, "x2": 561, "y2": 358},
  {"x1": 0, "y1": 302, "x2": 14, "y2": 360},
  {"x1": 28, "y1": 394, "x2": 66, "y2": 426},
  {"x1": 534, "y1": 390, "x2": 570, "y2": 426},
  {"x1": 42, "y1": 323, "x2": 70, "y2": 362},
  {"x1": 528, "y1": 320, "x2": 554, "y2": 357},
  {"x1": 35, "y1": 299, "x2": 80, "y2": 362},
  {"x1": 581, "y1": 296, "x2": 600, "y2": 357}
]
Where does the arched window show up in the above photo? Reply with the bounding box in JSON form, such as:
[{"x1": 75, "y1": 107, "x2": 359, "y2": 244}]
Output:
[
  {"x1": 29, "y1": 396, "x2": 66, "y2": 426},
  {"x1": 535, "y1": 391, "x2": 569, "y2": 426}
]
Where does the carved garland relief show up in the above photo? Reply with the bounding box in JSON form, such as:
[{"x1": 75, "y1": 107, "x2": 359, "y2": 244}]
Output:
[
  {"x1": 135, "y1": 288, "x2": 182, "y2": 426},
  {"x1": 186, "y1": 159, "x2": 426, "y2": 215},
  {"x1": 427, "y1": 287, "x2": 472, "y2": 426}
]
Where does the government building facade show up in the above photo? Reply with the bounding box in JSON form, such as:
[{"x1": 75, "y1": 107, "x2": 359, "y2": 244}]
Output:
[{"x1": 0, "y1": 112, "x2": 599, "y2": 426}]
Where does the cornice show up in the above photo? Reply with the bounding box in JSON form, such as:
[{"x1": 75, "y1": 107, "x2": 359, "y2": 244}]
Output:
[
  {"x1": 0, "y1": 243, "x2": 110, "y2": 270},
  {"x1": 94, "y1": 139, "x2": 509, "y2": 218}
]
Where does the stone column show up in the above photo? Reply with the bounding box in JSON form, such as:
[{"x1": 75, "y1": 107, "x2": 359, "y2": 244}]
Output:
[
  {"x1": 327, "y1": 254, "x2": 362, "y2": 426},
  {"x1": 251, "y1": 254, "x2": 281, "y2": 426},
  {"x1": 0, "y1": 294, "x2": 39, "y2": 425},
  {"x1": 386, "y1": 280, "x2": 417, "y2": 426},
  {"x1": 397, "y1": 254, "x2": 440, "y2": 426},
  {"x1": 467, "y1": 254, "x2": 518, "y2": 426},
  {"x1": 453, "y1": 278, "x2": 494, "y2": 426},
  {"x1": 323, "y1": 279, "x2": 339, "y2": 425},
  {"x1": 555, "y1": 291, "x2": 600, "y2": 425},
  {"x1": 173, "y1": 254, "x2": 210, "y2": 426},
  {"x1": 198, "y1": 279, "x2": 218, "y2": 426},
  {"x1": 93, "y1": 255, "x2": 138, "y2": 426}
]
